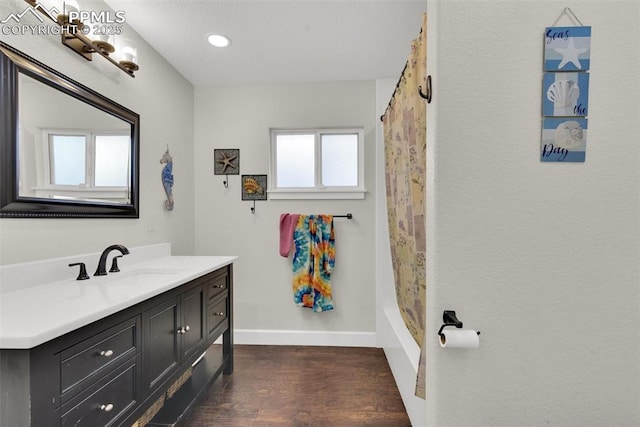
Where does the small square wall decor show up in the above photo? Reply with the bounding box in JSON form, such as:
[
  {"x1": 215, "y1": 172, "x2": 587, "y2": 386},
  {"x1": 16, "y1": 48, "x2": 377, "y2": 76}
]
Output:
[
  {"x1": 541, "y1": 117, "x2": 588, "y2": 162},
  {"x1": 241, "y1": 175, "x2": 267, "y2": 201},
  {"x1": 214, "y1": 149, "x2": 240, "y2": 175},
  {"x1": 542, "y1": 72, "x2": 589, "y2": 117},
  {"x1": 544, "y1": 26, "x2": 591, "y2": 71}
]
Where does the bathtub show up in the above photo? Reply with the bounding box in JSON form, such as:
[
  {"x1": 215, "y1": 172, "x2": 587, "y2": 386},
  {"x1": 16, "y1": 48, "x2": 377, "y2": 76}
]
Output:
[{"x1": 380, "y1": 306, "x2": 426, "y2": 427}]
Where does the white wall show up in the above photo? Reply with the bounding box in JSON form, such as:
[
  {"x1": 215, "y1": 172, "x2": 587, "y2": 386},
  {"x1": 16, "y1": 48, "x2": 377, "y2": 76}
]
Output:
[
  {"x1": 0, "y1": 0, "x2": 195, "y2": 264},
  {"x1": 425, "y1": 1, "x2": 640, "y2": 425},
  {"x1": 193, "y1": 81, "x2": 377, "y2": 343}
]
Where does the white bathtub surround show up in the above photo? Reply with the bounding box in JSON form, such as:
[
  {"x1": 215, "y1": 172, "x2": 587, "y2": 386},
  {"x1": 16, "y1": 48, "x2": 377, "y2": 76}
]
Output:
[
  {"x1": 0, "y1": 243, "x2": 237, "y2": 348},
  {"x1": 380, "y1": 307, "x2": 426, "y2": 427}
]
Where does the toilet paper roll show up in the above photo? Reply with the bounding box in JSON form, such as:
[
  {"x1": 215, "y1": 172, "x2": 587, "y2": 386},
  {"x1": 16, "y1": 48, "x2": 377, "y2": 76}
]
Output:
[{"x1": 439, "y1": 329, "x2": 480, "y2": 348}]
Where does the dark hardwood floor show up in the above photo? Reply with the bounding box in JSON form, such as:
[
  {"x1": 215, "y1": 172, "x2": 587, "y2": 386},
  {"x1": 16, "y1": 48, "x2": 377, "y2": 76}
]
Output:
[{"x1": 184, "y1": 345, "x2": 411, "y2": 427}]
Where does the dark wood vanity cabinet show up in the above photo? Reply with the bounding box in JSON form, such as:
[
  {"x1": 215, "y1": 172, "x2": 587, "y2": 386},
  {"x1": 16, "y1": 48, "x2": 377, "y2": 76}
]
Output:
[
  {"x1": 181, "y1": 284, "x2": 206, "y2": 361},
  {"x1": 144, "y1": 295, "x2": 180, "y2": 391},
  {"x1": 22, "y1": 264, "x2": 233, "y2": 427},
  {"x1": 143, "y1": 283, "x2": 206, "y2": 392}
]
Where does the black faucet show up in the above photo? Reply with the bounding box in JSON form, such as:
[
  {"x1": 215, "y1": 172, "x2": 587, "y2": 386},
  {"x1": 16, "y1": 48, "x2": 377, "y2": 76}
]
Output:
[{"x1": 94, "y1": 244, "x2": 130, "y2": 276}]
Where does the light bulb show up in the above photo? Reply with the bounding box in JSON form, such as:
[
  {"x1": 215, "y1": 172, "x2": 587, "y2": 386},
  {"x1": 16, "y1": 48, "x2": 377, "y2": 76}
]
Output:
[
  {"x1": 207, "y1": 34, "x2": 231, "y2": 48},
  {"x1": 121, "y1": 45, "x2": 137, "y2": 63}
]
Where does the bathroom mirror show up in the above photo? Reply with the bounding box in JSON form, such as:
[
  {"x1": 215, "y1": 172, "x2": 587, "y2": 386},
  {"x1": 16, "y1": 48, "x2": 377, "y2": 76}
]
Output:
[{"x1": 0, "y1": 42, "x2": 139, "y2": 218}]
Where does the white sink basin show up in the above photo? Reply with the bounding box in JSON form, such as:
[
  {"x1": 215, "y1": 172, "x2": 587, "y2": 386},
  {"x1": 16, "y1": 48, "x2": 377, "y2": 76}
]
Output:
[
  {"x1": 126, "y1": 267, "x2": 185, "y2": 275},
  {"x1": 91, "y1": 267, "x2": 185, "y2": 285}
]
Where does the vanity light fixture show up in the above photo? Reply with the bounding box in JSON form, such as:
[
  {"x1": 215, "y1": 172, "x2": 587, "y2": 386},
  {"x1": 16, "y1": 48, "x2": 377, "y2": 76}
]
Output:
[
  {"x1": 92, "y1": 33, "x2": 116, "y2": 56},
  {"x1": 207, "y1": 34, "x2": 231, "y2": 48},
  {"x1": 22, "y1": 0, "x2": 139, "y2": 77},
  {"x1": 118, "y1": 41, "x2": 139, "y2": 74},
  {"x1": 55, "y1": 0, "x2": 79, "y2": 22}
]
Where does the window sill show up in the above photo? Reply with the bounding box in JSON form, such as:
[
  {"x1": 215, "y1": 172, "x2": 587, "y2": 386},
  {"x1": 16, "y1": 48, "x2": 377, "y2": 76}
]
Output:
[{"x1": 268, "y1": 189, "x2": 366, "y2": 200}]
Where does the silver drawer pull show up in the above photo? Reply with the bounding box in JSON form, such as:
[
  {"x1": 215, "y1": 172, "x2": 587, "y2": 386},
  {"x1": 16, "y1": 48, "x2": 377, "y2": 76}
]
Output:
[
  {"x1": 215, "y1": 312, "x2": 225, "y2": 316},
  {"x1": 99, "y1": 350, "x2": 114, "y2": 357},
  {"x1": 99, "y1": 403, "x2": 114, "y2": 412},
  {"x1": 214, "y1": 284, "x2": 225, "y2": 288}
]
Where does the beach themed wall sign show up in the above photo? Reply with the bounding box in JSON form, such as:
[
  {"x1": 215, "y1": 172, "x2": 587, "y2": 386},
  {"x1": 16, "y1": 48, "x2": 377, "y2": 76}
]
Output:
[
  {"x1": 544, "y1": 26, "x2": 591, "y2": 72},
  {"x1": 541, "y1": 8, "x2": 590, "y2": 163},
  {"x1": 542, "y1": 72, "x2": 589, "y2": 117},
  {"x1": 541, "y1": 118, "x2": 587, "y2": 162},
  {"x1": 242, "y1": 174, "x2": 267, "y2": 213},
  {"x1": 214, "y1": 148, "x2": 240, "y2": 188}
]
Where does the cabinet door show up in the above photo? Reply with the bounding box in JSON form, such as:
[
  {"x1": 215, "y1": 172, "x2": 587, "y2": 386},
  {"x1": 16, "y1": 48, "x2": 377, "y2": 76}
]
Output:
[
  {"x1": 61, "y1": 358, "x2": 138, "y2": 427},
  {"x1": 144, "y1": 296, "x2": 180, "y2": 390},
  {"x1": 181, "y1": 285, "x2": 205, "y2": 361}
]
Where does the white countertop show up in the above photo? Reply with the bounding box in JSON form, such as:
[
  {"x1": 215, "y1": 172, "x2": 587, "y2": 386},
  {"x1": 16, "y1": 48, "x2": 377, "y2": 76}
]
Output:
[{"x1": 0, "y1": 255, "x2": 237, "y2": 349}]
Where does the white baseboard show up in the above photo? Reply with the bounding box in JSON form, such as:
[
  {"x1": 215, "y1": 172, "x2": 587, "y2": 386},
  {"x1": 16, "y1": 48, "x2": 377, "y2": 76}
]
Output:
[{"x1": 231, "y1": 329, "x2": 377, "y2": 347}]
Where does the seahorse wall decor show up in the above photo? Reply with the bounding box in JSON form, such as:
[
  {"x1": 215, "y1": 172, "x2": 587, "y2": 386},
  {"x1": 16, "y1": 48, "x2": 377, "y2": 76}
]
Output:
[{"x1": 160, "y1": 148, "x2": 174, "y2": 211}]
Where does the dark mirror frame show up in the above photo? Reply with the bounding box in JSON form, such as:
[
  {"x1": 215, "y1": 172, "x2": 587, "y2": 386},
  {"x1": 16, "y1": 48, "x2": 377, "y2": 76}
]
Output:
[{"x1": 0, "y1": 42, "x2": 140, "y2": 218}]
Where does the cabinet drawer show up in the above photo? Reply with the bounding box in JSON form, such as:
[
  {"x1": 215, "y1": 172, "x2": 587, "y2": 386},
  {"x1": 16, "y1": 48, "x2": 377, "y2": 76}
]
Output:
[
  {"x1": 61, "y1": 316, "x2": 138, "y2": 396},
  {"x1": 61, "y1": 359, "x2": 137, "y2": 427},
  {"x1": 207, "y1": 297, "x2": 228, "y2": 337},
  {"x1": 206, "y1": 273, "x2": 228, "y2": 302}
]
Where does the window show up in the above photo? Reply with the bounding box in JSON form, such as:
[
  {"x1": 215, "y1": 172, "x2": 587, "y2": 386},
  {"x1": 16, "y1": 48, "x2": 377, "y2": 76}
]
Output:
[
  {"x1": 43, "y1": 129, "x2": 130, "y2": 190},
  {"x1": 269, "y1": 128, "x2": 365, "y2": 199},
  {"x1": 49, "y1": 134, "x2": 86, "y2": 186}
]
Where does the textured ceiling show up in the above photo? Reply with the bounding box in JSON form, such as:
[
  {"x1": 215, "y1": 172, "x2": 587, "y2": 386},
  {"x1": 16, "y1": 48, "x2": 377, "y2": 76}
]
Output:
[{"x1": 103, "y1": 0, "x2": 427, "y2": 86}]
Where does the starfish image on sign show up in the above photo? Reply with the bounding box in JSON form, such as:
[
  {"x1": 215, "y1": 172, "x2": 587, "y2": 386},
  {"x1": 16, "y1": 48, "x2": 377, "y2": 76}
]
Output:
[
  {"x1": 217, "y1": 152, "x2": 237, "y2": 173},
  {"x1": 554, "y1": 37, "x2": 588, "y2": 70}
]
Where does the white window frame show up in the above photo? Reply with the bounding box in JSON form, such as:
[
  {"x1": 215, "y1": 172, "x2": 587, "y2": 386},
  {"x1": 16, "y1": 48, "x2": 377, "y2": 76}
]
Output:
[
  {"x1": 269, "y1": 128, "x2": 366, "y2": 200},
  {"x1": 34, "y1": 128, "x2": 130, "y2": 200}
]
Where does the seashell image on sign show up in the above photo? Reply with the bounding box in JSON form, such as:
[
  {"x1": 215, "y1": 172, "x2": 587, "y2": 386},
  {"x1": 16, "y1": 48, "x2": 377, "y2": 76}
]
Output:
[
  {"x1": 541, "y1": 118, "x2": 588, "y2": 162},
  {"x1": 542, "y1": 72, "x2": 589, "y2": 117},
  {"x1": 544, "y1": 26, "x2": 591, "y2": 71},
  {"x1": 241, "y1": 175, "x2": 267, "y2": 200}
]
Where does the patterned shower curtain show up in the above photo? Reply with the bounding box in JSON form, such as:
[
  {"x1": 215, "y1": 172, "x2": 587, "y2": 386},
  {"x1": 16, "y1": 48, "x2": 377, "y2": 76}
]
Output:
[{"x1": 381, "y1": 13, "x2": 427, "y2": 399}]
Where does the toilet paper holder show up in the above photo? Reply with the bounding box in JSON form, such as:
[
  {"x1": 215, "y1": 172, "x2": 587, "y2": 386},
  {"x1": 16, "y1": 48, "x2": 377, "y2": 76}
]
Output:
[{"x1": 438, "y1": 310, "x2": 480, "y2": 338}]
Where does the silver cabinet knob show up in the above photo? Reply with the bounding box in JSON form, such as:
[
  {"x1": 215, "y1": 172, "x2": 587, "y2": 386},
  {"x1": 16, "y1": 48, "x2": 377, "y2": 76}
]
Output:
[
  {"x1": 99, "y1": 350, "x2": 114, "y2": 357},
  {"x1": 215, "y1": 312, "x2": 224, "y2": 316},
  {"x1": 184, "y1": 325, "x2": 190, "y2": 332},
  {"x1": 100, "y1": 403, "x2": 114, "y2": 412},
  {"x1": 177, "y1": 327, "x2": 185, "y2": 335}
]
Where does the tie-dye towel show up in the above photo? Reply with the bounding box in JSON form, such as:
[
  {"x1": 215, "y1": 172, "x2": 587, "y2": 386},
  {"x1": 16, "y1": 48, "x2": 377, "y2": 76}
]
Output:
[{"x1": 292, "y1": 215, "x2": 335, "y2": 312}]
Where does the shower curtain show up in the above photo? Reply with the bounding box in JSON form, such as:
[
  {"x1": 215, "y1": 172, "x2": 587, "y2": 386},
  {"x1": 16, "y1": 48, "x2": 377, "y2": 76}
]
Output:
[{"x1": 381, "y1": 13, "x2": 427, "y2": 399}]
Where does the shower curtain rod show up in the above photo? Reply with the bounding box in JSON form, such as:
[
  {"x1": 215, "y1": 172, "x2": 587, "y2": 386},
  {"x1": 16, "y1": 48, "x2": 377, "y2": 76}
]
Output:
[
  {"x1": 380, "y1": 27, "x2": 429, "y2": 123},
  {"x1": 380, "y1": 65, "x2": 431, "y2": 122},
  {"x1": 380, "y1": 60, "x2": 408, "y2": 122}
]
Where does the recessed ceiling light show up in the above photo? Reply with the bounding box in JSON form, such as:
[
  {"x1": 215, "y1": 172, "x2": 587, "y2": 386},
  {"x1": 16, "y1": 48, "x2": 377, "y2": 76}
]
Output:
[{"x1": 207, "y1": 34, "x2": 231, "y2": 48}]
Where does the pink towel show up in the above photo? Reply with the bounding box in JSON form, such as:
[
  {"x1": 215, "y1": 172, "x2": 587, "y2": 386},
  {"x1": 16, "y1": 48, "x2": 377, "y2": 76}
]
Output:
[{"x1": 279, "y1": 213, "x2": 300, "y2": 257}]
